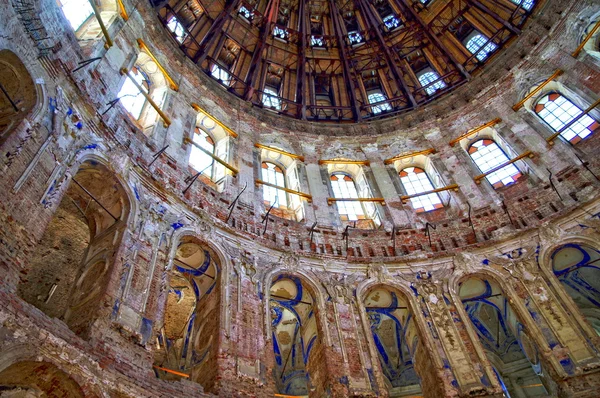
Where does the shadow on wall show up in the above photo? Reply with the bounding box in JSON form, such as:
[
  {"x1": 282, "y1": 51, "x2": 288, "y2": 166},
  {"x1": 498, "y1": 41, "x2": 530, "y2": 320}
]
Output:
[
  {"x1": 0, "y1": 361, "x2": 87, "y2": 397},
  {"x1": 17, "y1": 159, "x2": 130, "y2": 338}
]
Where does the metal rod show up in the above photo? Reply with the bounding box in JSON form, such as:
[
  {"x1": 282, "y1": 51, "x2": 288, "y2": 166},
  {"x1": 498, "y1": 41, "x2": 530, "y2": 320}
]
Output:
[
  {"x1": 343, "y1": 221, "x2": 357, "y2": 252},
  {"x1": 173, "y1": 259, "x2": 215, "y2": 279},
  {"x1": 425, "y1": 222, "x2": 436, "y2": 248},
  {"x1": 572, "y1": 19, "x2": 600, "y2": 57},
  {"x1": 391, "y1": 225, "x2": 396, "y2": 254},
  {"x1": 262, "y1": 200, "x2": 277, "y2": 235},
  {"x1": 328, "y1": 197, "x2": 386, "y2": 205},
  {"x1": 308, "y1": 221, "x2": 318, "y2": 246},
  {"x1": 547, "y1": 168, "x2": 563, "y2": 201},
  {"x1": 256, "y1": 179, "x2": 312, "y2": 202},
  {"x1": 473, "y1": 151, "x2": 534, "y2": 184},
  {"x1": 185, "y1": 137, "x2": 238, "y2": 175},
  {"x1": 71, "y1": 178, "x2": 119, "y2": 221},
  {"x1": 575, "y1": 154, "x2": 600, "y2": 182},
  {"x1": 546, "y1": 98, "x2": 600, "y2": 144},
  {"x1": 384, "y1": 148, "x2": 436, "y2": 165},
  {"x1": 71, "y1": 57, "x2": 102, "y2": 73},
  {"x1": 137, "y1": 39, "x2": 179, "y2": 91},
  {"x1": 512, "y1": 70, "x2": 563, "y2": 111},
  {"x1": 449, "y1": 118, "x2": 502, "y2": 147},
  {"x1": 120, "y1": 68, "x2": 171, "y2": 126},
  {"x1": 401, "y1": 184, "x2": 459, "y2": 203},
  {"x1": 152, "y1": 365, "x2": 190, "y2": 378},
  {"x1": 467, "y1": 201, "x2": 477, "y2": 238},
  {"x1": 271, "y1": 294, "x2": 312, "y2": 305},
  {"x1": 226, "y1": 182, "x2": 248, "y2": 223},
  {"x1": 319, "y1": 159, "x2": 370, "y2": 166},
  {"x1": 148, "y1": 145, "x2": 169, "y2": 167},
  {"x1": 191, "y1": 103, "x2": 238, "y2": 138},
  {"x1": 86, "y1": 0, "x2": 113, "y2": 48},
  {"x1": 0, "y1": 81, "x2": 19, "y2": 112},
  {"x1": 501, "y1": 200, "x2": 516, "y2": 229},
  {"x1": 254, "y1": 143, "x2": 304, "y2": 161}
]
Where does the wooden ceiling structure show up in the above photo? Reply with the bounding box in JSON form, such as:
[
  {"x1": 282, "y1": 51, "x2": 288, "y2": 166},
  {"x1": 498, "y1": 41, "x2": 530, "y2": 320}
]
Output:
[{"x1": 155, "y1": 0, "x2": 536, "y2": 122}]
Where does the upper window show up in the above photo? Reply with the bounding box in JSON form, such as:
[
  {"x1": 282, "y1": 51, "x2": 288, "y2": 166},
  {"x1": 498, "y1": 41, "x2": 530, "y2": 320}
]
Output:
[
  {"x1": 399, "y1": 167, "x2": 443, "y2": 212},
  {"x1": 238, "y1": 5, "x2": 254, "y2": 21},
  {"x1": 311, "y1": 35, "x2": 324, "y2": 47},
  {"x1": 418, "y1": 71, "x2": 446, "y2": 95},
  {"x1": 273, "y1": 26, "x2": 289, "y2": 41},
  {"x1": 167, "y1": 16, "x2": 187, "y2": 43},
  {"x1": 60, "y1": 0, "x2": 94, "y2": 31},
  {"x1": 330, "y1": 173, "x2": 366, "y2": 222},
  {"x1": 468, "y1": 139, "x2": 521, "y2": 188},
  {"x1": 189, "y1": 128, "x2": 217, "y2": 178},
  {"x1": 262, "y1": 162, "x2": 288, "y2": 208},
  {"x1": 211, "y1": 64, "x2": 232, "y2": 86},
  {"x1": 466, "y1": 34, "x2": 498, "y2": 61},
  {"x1": 511, "y1": 0, "x2": 534, "y2": 11},
  {"x1": 348, "y1": 31, "x2": 364, "y2": 45},
  {"x1": 263, "y1": 87, "x2": 282, "y2": 110},
  {"x1": 382, "y1": 15, "x2": 400, "y2": 30},
  {"x1": 118, "y1": 66, "x2": 149, "y2": 120},
  {"x1": 535, "y1": 93, "x2": 599, "y2": 144},
  {"x1": 329, "y1": 170, "x2": 381, "y2": 228},
  {"x1": 368, "y1": 92, "x2": 392, "y2": 114}
]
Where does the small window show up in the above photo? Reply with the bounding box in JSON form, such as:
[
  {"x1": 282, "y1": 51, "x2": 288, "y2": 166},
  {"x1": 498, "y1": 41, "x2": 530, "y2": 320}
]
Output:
[
  {"x1": 368, "y1": 92, "x2": 392, "y2": 114},
  {"x1": 330, "y1": 173, "x2": 365, "y2": 221},
  {"x1": 263, "y1": 87, "x2": 282, "y2": 110},
  {"x1": 60, "y1": 0, "x2": 94, "y2": 31},
  {"x1": 238, "y1": 5, "x2": 253, "y2": 21},
  {"x1": 262, "y1": 162, "x2": 288, "y2": 208},
  {"x1": 382, "y1": 15, "x2": 400, "y2": 30},
  {"x1": 399, "y1": 167, "x2": 443, "y2": 212},
  {"x1": 189, "y1": 128, "x2": 216, "y2": 178},
  {"x1": 311, "y1": 35, "x2": 324, "y2": 47},
  {"x1": 348, "y1": 31, "x2": 364, "y2": 45},
  {"x1": 211, "y1": 64, "x2": 231, "y2": 86},
  {"x1": 535, "y1": 93, "x2": 599, "y2": 144},
  {"x1": 418, "y1": 71, "x2": 446, "y2": 95},
  {"x1": 273, "y1": 26, "x2": 289, "y2": 41},
  {"x1": 468, "y1": 140, "x2": 521, "y2": 188},
  {"x1": 167, "y1": 16, "x2": 187, "y2": 43},
  {"x1": 511, "y1": 0, "x2": 534, "y2": 11},
  {"x1": 117, "y1": 66, "x2": 149, "y2": 120},
  {"x1": 466, "y1": 34, "x2": 498, "y2": 61}
]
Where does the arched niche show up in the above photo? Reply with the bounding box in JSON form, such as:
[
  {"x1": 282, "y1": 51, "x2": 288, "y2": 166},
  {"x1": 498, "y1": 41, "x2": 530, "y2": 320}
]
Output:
[
  {"x1": 0, "y1": 361, "x2": 86, "y2": 397},
  {"x1": 0, "y1": 50, "x2": 37, "y2": 146},
  {"x1": 18, "y1": 159, "x2": 131, "y2": 338},
  {"x1": 153, "y1": 236, "x2": 221, "y2": 393},
  {"x1": 269, "y1": 275, "x2": 325, "y2": 397},
  {"x1": 459, "y1": 276, "x2": 550, "y2": 397},
  {"x1": 551, "y1": 243, "x2": 600, "y2": 336},
  {"x1": 363, "y1": 285, "x2": 422, "y2": 397}
]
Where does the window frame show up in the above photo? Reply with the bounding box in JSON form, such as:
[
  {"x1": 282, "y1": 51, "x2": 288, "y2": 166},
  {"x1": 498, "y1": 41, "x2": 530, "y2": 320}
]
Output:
[
  {"x1": 464, "y1": 32, "x2": 498, "y2": 62},
  {"x1": 417, "y1": 69, "x2": 446, "y2": 96},
  {"x1": 467, "y1": 139, "x2": 522, "y2": 189},
  {"x1": 398, "y1": 166, "x2": 444, "y2": 213}
]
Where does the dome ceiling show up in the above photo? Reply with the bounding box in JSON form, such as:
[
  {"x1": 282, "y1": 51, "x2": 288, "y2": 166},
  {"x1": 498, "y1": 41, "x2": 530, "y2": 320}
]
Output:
[{"x1": 155, "y1": 0, "x2": 535, "y2": 122}]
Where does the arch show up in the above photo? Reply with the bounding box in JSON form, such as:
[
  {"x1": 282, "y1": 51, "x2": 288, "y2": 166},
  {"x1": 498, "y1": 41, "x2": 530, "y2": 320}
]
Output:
[
  {"x1": 0, "y1": 361, "x2": 86, "y2": 397},
  {"x1": 0, "y1": 50, "x2": 37, "y2": 146},
  {"x1": 398, "y1": 166, "x2": 443, "y2": 212},
  {"x1": 118, "y1": 52, "x2": 168, "y2": 133},
  {"x1": 467, "y1": 139, "x2": 522, "y2": 188},
  {"x1": 154, "y1": 234, "x2": 222, "y2": 392},
  {"x1": 18, "y1": 159, "x2": 131, "y2": 338},
  {"x1": 530, "y1": 89, "x2": 599, "y2": 144},
  {"x1": 457, "y1": 275, "x2": 552, "y2": 397},
  {"x1": 327, "y1": 162, "x2": 381, "y2": 229},
  {"x1": 550, "y1": 243, "x2": 600, "y2": 336},
  {"x1": 267, "y1": 273, "x2": 328, "y2": 396},
  {"x1": 59, "y1": 0, "x2": 119, "y2": 44}
]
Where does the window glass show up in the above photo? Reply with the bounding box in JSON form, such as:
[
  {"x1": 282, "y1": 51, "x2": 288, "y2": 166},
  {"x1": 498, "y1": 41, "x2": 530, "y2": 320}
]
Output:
[
  {"x1": 399, "y1": 167, "x2": 443, "y2": 212},
  {"x1": 238, "y1": 5, "x2": 253, "y2": 20},
  {"x1": 368, "y1": 92, "x2": 392, "y2": 114},
  {"x1": 60, "y1": 0, "x2": 94, "y2": 31},
  {"x1": 189, "y1": 128, "x2": 215, "y2": 178},
  {"x1": 311, "y1": 35, "x2": 324, "y2": 47},
  {"x1": 383, "y1": 15, "x2": 400, "y2": 30},
  {"x1": 466, "y1": 34, "x2": 498, "y2": 61},
  {"x1": 330, "y1": 173, "x2": 365, "y2": 221},
  {"x1": 511, "y1": 0, "x2": 534, "y2": 11},
  {"x1": 418, "y1": 71, "x2": 446, "y2": 95},
  {"x1": 263, "y1": 87, "x2": 282, "y2": 110},
  {"x1": 468, "y1": 139, "x2": 521, "y2": 188},
  {"x1": 262, "y1": 162, "x2": 288, "y2": 208},
  {"x1": 211, "y1": 64, "x2": 231, "y2": 86},
  {"x1": 167, "y1": 16, "x2": 187, "y2": 43},
  {"x1": 117, "y1": 67, "x2": 148, "y2": 120},
  {"x1": 348, "y1": 31, "x2": 363, "y2": 44},
  {"x1": 535, "y1": 93, "x2": 599, "y2": 144},
  {"x1": 273, "y1": 26, "x2": 289, "y2": 40}
]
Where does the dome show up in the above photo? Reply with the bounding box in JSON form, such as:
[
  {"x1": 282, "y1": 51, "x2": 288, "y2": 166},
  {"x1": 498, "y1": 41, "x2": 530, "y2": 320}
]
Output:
[{"x1": 155, "y1": 0, "x2": 534, "y2": 122}]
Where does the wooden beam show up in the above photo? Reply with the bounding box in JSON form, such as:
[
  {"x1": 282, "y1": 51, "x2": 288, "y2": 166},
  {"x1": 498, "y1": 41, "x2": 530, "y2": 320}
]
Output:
[
  {"x1": 546, "y1": 98, "x2": 600, "y2": 145},
  {"x1": 572, "y1": 19, "x2": 600, "y2": 57},
  {"x1": 137, "y1": 39, "x2": 179, "y2": 91},
  {"x1": 184, "y1": 137, "x2": 239, "y2": 175},
  {"x1": 327, "y1": 197, "x2": 386, "y2": 206},
  {"x1": 449, "y1": 118, "x2": 502, "y2": 146},
  {"x1": 255, "y1": 143, "x2": 304, "y2": 161},
  {"x1": 120, "y1": 68, "x2": 171, "y2": 127},
  {"x1": 255, "y1": 179, "x2": 312, "y2": 202},
  {"x1": 191, "y1": 103, "x2": 238, "y2": 138},
  {"x1": 474, "y1": 151, "x2": 535, "y2": 183},
  {"x1": 319, "y1": 159, "x2": 370, "y2": 166},
  {"x1": 193, "y1": 0, "x2": 243, "y2": 63},
  {"x1": 296, "y1": 0, "x2": 307, "y2": 120},
  {"x1": 384, "y1": 148, "x2": 436, "y2": 165},
  {"x1": 401, "y1": 184, "x2": 459, "y2": 203},
  {"x1": 467, "y1": 0, "x2": 521, "y2": 35},
  {"x1": 512, "y1": 70, "x2": 563, "y2": 111}
]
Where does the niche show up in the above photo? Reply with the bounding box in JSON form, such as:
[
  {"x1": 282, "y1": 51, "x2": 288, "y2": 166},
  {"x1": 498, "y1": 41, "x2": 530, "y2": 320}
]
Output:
[
  {"x1": 0, "y1": 361, "x2": 85, "y2": 397},
  {"x1": 269, "y1": 275, "x2": 326, "y2": 397},
  {"x1": 459, "y1": 277, "x2": 550, "y2": 397},
  {"x1": 0, "y1": 50, "x2": 37, "y2": 146},
  {"x1": 364, "y1": 286, "x2": 422, "y2": 397},
  {"x1": 551, "y1": 243, "x2": 600, "y2": 335},
  {"x1": 153, "y1": 236, "x2": 221, "y2": 393},
  {"x1": 18, "y1": 159, "x2": 130, "y2": 337}
]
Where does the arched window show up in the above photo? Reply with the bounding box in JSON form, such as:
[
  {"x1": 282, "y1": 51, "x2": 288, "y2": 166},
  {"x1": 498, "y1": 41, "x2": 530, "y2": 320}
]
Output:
[
  {"x1": 368, "y1": 91, "x2": 392, "y2": 114},
  {"x1": 263, "y1": 86, "x2": 281, "y2": 110},
  {"x1": 551, "y1": 244, "x2": 600, "y2": 335},
  {"x1": 117, "y1": 53, "x2": 168, "y2": 132},
  {"x1": 418, "y1": 70, "x2": 446, "y2": 95},
  {"x1": 364, "y1": 286, "x2": 422, "y2": 396},
  {"x1": 60, "y1": 0, "x2": 94, "y2": 31},
  {"x1": 59, "y1": 0, "x2": 119, "y2": 43},
  {"x1": 189, "y1": 128, "x2": 216, "y2": 177},
  {"x1": 166, "y1": 15, "x2": 187, "y2": 43},
  {"x1": 459, "y1": 277, "x2": 549, "y2": 396},
  {"x1": 466, "y1": 33, "x2": 498, "y2": 61},
  {"x1": 468, "y1": 139, "x2": 521, "y2": 188},
  {"x1": 331, "y1": 173, "x2": 365, "y2": 220},
  {"x1": 511, "y1": 0, "x2": 534, "y2": 11},
  {"x1": 399, "y1": 167, "x2": 442, "y2": 212},
  {"x1": 534, "y1": 93, "x2": 599, "y2": 144},
  {"x1": 262, "y1": 161, "x2": 288, "y2": 208}
]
